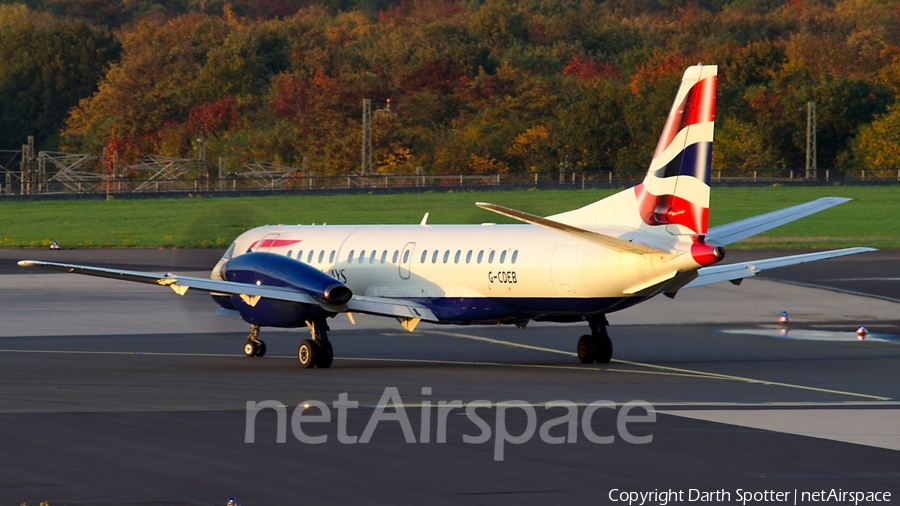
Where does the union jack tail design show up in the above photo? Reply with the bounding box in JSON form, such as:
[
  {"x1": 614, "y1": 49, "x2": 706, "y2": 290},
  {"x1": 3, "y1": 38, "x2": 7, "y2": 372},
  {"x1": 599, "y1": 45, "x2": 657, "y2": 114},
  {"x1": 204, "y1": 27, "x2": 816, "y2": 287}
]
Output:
[{"x1": 635, "y1": 64, "x2": 717, "y2": 236}]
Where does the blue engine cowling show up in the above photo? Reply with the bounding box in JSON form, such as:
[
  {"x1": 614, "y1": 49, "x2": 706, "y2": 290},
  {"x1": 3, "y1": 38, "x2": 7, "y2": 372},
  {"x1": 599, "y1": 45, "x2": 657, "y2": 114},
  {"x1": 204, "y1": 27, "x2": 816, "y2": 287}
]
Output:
[{"x1": 217, "y1": 252, "x2": 352, "y2": 327}]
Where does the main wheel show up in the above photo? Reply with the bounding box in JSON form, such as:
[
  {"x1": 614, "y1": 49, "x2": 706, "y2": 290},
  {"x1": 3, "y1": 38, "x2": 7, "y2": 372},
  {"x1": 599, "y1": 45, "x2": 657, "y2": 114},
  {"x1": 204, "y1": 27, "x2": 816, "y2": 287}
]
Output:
[
  {"x1": 317, "y1": 341, "x2": 334, "y2": 369},
  {"x1": 595, "y1": 335, "x2": 613, "y2": 364},
  {"x1": 255, "y1": 340, "x2": 267, "y2": 357},
  {"x1": 577, "y1": 335, "x2": 597, "y2": 364},
  {"x1": 298, "y1": 339, "x2": 319, "y2": 368},
  {"x1": 243, "y1": 341, "x2": 258, "y2": 357}
]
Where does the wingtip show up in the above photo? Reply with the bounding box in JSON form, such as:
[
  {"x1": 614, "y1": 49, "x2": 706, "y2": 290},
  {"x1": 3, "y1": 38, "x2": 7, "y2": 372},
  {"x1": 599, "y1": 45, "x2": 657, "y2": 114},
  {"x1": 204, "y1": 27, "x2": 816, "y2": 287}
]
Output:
[{"x1": 17, "y1": 260, "x2": 36, "y2": 267}]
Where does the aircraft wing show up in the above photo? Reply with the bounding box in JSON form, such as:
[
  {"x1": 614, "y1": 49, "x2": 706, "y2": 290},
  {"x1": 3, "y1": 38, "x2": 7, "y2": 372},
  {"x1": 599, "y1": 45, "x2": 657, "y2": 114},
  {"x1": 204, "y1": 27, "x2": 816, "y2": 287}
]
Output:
[
  {"x1": 17, "y1": 260, "x2": 438, "y2": 324},
  {"x1": 705, "y1": 197, "x2": 850, "y2": 246},
  {"x1": 682, "y1": 247, "x2": 876, "y2": 289},
  {"x1": 476, "y1": 202, "x2": 669, "y2": 255}
]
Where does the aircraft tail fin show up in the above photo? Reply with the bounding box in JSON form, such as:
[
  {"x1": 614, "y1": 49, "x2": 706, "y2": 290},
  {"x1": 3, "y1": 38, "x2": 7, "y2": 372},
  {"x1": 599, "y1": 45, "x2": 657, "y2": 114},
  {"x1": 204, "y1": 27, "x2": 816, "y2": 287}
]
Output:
[
  {"x1": 636, "y1": 64, "x2": 717, "y2": 236},
  {"x1": 549, "y1": 64, "x2": 717, "y2": 237}
]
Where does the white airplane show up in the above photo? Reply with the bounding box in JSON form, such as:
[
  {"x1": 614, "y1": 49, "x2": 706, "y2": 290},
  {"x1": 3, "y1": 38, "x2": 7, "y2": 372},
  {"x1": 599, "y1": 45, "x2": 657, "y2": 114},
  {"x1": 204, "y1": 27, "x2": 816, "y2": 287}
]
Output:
[{"x1": 19, "y1": 64, "x2": 874, "y2": 368}]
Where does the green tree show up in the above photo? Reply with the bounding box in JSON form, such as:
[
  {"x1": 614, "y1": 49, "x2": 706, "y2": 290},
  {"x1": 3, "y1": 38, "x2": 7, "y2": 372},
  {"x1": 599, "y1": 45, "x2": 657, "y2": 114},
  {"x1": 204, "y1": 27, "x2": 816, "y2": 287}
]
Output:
[
  {"x1": 0, "y1": 21, "x2": 120, "y2": 150},
  {"x1": 557, "y1": 80, "x2": 629, "y2": 172}
]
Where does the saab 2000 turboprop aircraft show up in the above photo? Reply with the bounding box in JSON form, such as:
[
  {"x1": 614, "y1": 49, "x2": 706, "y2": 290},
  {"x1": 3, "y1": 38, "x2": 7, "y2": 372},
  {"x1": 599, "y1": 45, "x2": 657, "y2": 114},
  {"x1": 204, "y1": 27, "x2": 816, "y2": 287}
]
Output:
[{"x1": 20, "y1": 64, "x2": 874, "y2": 368}]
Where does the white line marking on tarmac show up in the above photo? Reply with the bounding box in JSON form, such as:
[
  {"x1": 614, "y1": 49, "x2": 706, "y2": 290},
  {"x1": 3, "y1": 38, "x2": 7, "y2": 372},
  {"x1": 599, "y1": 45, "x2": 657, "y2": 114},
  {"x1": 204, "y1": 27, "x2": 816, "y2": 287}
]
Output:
[
  {"x1": 766, "y1": 278, "x2": 900, "y2": 304},
  {"x1": 422, "y1": 330, "x2": 894, "y2": 401},
  {"x1": 4, "y1": 334, "x2": 893, "y2": 402},
  {"x1": 0, "y1": 349, "x2": 236, "y2": 358},
  {"x1": 362, "y1": 401, "x2": 900, "y2": 409},
  {"x1": 820, "y1": 277, "x2": 900, "y2": 282},
  {"x1": 661, "y1": 409, "x2": 900, "y2": 452}
]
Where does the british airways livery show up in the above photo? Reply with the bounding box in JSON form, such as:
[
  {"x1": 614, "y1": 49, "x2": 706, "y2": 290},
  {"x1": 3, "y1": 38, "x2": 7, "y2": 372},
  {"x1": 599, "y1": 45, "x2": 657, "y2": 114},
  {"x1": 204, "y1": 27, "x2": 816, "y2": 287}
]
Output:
[{"x1": 19, "y1": 65, "x2": 874, "y2": 368}]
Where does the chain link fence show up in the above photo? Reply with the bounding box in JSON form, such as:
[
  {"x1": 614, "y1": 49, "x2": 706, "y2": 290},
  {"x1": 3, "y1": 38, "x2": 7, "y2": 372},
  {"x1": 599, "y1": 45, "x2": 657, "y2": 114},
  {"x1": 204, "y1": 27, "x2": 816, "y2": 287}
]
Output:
[{"x1": 2, "y1": 150, "x2": 899, "y2": 198}]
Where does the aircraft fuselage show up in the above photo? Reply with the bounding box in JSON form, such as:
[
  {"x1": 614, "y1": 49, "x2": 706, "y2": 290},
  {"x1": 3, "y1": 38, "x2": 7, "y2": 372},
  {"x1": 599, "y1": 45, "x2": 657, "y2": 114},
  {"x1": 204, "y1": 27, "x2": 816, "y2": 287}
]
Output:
[{"x1": 213, "y1": 223, "x2": 704, "y2": 324}]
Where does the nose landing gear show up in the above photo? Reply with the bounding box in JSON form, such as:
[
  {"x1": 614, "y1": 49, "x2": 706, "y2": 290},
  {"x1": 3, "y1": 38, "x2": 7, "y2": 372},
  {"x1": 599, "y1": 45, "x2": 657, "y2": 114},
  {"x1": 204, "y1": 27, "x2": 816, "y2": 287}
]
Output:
[{"x1": 243, "y1": 324, "x2": 266, "y2": 357}]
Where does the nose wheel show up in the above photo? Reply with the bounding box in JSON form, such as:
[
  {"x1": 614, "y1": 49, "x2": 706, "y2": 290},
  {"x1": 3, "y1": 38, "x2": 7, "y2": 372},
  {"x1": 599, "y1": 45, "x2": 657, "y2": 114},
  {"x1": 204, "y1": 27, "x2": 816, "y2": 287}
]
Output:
[{"x1": 243, "y1": 324, "x2": 266, "y2": 357}]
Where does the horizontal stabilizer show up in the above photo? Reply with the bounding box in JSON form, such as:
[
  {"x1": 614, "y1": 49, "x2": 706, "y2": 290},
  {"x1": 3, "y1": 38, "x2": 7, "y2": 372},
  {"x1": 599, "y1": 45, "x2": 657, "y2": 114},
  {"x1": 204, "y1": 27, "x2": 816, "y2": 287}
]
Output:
[
  {"x1": 682, "y1": 247, "x2": 876, "y2": 289},
  {"x1": 705, "y1": 197, "x2": 850, "y2": 246},
  {"x1": 476, "y1": 202, "x2": 669, "y2": 255},
  {"x1": 17, "y1": 260, "x2": 439, "y2": 323}
]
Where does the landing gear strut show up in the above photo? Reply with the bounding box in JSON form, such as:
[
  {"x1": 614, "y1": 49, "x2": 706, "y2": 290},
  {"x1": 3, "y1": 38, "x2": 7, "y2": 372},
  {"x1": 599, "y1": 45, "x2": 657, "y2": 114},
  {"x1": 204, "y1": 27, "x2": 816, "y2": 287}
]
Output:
[
  {"x1": 577, "y1": 315, "x2": 613, "y2": 364},
  {"x1": 243, "y1": 324, "x2": 266, "y2": 357},
  {"x1": 298, "y1": 317, "x2": 334, "y2": 369}
]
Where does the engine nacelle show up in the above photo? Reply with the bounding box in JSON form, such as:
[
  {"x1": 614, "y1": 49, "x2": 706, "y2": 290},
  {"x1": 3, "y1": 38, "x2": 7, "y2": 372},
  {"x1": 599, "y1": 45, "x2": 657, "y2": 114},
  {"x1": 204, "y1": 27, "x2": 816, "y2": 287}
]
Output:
[{"x1": 217, "y1": 252, "x2": 352, "y2": 327}]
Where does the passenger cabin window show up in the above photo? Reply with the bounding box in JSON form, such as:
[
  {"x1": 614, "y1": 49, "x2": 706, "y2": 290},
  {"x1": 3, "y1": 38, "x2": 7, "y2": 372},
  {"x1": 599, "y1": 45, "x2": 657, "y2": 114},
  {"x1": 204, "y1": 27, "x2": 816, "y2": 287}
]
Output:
[
  {"x1": 359, "y1": 250, "x2": 366, "y2": 264},
  {"x1": 369, "y1": 250, "x2": 376, "y2": 263},
  {"x1": 329, "y1": 250, "x2": 336, "y2": 263},
  {"x1": 297, "y1": 250, "x2": 303, "y2": 260},
  {"x1": 420, "y1": 250, "x2": 427, "y2": 263},
  {"x1": 442, "y1": 250, "x2": 449, "y2": 263},
  {"x1": 466, "y1": 250, "x2": 472, "y2": 263},
  {"x1": 348, "y1": 250, "x2": 355, "y2": 263},
  {"x1": 499, "y1": 251, "x2": 506, "y2": 264},
  {"x1": 454, "y1": 250, "x2": 461, "y2": 263},
  {"x1": 488, "y1": 251, "x2": 495, "y2": 263},
  {"x1": 318, "y1": 251, "x2": 325, "y2": 263},
  {"x1": 511, "y1": 250, "x2": 518, "y2": 264},
  {"x1": 477, "y1": 251, "x2": 484, "y2": 263},
  {"x1": 287, "y1": 250, "x2": 292, "y2": 258},
  {"x1": 392, "y1": 250, "x2": 399, "y2": 263},
  {"x1": 403, "y1": 250, "x2": 410, "y2": 263},
  {"x1": 431, "y1": 250, "x2": 438, "y2": 263},
  {"x1": 307, "y1": 251, "x2": 315, "y2": 263}
]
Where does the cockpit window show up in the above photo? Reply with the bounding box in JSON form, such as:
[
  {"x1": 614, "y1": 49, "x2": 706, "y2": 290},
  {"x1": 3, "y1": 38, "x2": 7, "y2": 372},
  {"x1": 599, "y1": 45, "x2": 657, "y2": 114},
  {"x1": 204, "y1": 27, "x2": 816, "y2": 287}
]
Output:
[{"x1": 222, "y1": 242, "x2": 236, "y2": 260}]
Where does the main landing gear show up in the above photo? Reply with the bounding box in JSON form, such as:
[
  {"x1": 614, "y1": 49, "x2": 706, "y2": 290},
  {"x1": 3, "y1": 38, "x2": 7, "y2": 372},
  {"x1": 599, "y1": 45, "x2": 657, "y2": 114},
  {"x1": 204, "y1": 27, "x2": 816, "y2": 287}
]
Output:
[
  {"x1": 298, "y1": 317, "x2": 334, "y2": 369},
  {"x1": 577, "y1": 315, "x2": 613, "y2": 364},
  {"x1": 243, "y1": 324, "x2": 266, "y2": 357},
  {"x1": 240, "y1": 319, "x2": 334, "y2": 368}
]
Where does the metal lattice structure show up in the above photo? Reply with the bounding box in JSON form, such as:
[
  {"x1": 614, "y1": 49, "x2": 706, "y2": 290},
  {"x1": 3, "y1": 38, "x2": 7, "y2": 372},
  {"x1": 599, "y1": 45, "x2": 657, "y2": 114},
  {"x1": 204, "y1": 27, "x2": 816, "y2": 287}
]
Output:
[
  {"x1": 42, "y1": 151, "x2": 105, "y2": 193},
  {"x1": 19, "y1": 136, "x2": 40, "y2": 194},
  {"x1": 0, "y1": 150, "x2": 19, "y2": 194},
  {"x1": 127, "y1": 155, "x2": 197, "y2": 192},
  {"x1": 361, "y1": 98, "x2": 372, "y2": 176},
  {"x1": 806, "y1": 101, "x2": 817, "y2": 179},
  {"x1": 234, "y1": 159, "x2": 307, "y2": 190}
]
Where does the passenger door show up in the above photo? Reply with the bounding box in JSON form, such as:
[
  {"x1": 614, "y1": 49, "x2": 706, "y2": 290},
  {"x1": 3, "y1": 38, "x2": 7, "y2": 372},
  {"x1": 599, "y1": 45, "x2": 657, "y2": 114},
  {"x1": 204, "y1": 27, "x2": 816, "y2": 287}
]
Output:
[{"x1": 399, "y1": 242, "x2": 415, "y2": 280}]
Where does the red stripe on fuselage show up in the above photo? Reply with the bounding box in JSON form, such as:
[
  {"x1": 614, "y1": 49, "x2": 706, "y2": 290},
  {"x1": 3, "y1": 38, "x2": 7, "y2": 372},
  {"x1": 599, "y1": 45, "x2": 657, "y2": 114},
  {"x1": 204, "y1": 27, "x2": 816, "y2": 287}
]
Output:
[
  {"x1": 634, "y1": 183, "x2": 708, "y2": 235},
  {"x1": 248, "y1": 238, "x2": 302, "y2": 251}
]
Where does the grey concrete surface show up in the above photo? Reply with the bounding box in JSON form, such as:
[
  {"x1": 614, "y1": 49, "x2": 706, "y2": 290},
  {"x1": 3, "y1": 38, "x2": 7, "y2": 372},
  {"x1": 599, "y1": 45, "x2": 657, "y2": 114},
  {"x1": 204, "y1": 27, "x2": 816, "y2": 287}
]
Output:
[{"x1": 0, "y1": 249, "x2": 898, "y2": 505}]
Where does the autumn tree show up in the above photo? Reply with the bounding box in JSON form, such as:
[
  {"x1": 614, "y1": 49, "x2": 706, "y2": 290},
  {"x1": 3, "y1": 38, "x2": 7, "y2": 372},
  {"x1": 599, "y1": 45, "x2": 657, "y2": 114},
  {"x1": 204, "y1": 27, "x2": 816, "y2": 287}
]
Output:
[
  {"x1": 20, "y1": 0, "x2": 899, "y2": 176},
  {"x1": 62, "y1": 15, "x2": 230, "y2": 161}
]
